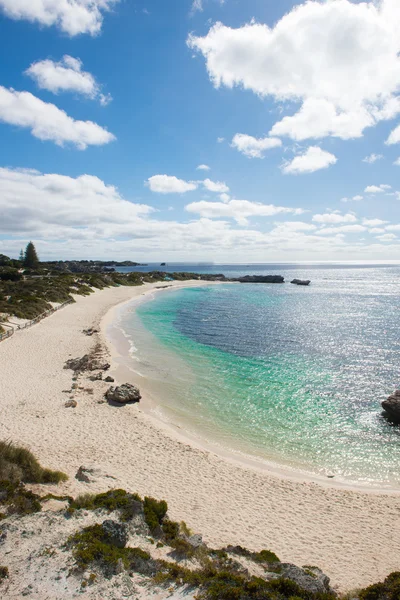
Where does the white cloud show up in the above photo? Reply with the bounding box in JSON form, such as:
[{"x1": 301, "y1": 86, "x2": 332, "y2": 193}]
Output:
[
  {"x1": 191, "y1": 0, "x2": 203, "y2": 13},
  {"x1": 0, "y1": 0, "x2": 118, "y2": 36},
  {"x1": 188, "y1": 0, "x2": 400, "y2": 141},
  {"x1": 231, "y1": 133, "x2": 282, "y2": 158},
  {"x1": 185, "y1": 199, "x2": 303, "y2": 225},
  {"x1": 363, "y1": 153, "x2": 383, "y2": 164},
  {"x1": 363, "y1": 218, "x2": 388, "y2": 226},
  {"x1": 25, "y1": 55, "x2": 111, "y2": 105},
  {"x1": 364, "y1": 184, "x2": 391, "y2": 193},
  {"x1": 0, "y1": 86, "x2": 115, "y2": 149},
  {"x1": 146, "y1": 175, "x2": 198, "y2": 194},
  {"x1": 341, "y1": 195, "x2": 364, "y2": 203},
  {"x1": 376, "y1": 233, "x2": 397, "y2": 241},
  {"x1": 282, "y1": 146, "x2": 337, "y2": 175},
  {"x1": 318, "y1": 224, "x2": 366, "y2": 235},
  {"x1": 369, "y1": 227, "x2": 385, "y2": 233},
  {"x1": 197, "y1": 164, "x2": 210, "y2": 171},
  {"x1": 394, "y1": 158, "x2": 400, "y2": 166},
  {"x1": 219, "y1": 193, "x2": 230, "y2": 202},
  {"x1": 202, "y1": 178, "x2": 229, "y2": 193},
  {"x1": 313, "y1": 213, "x2": 357, "y2": 224},
  {"x1": 386, "y1": 124, "x2": 400, "y2": 145},
  {"x1": 217, "y1": 137, "x2": 225, "y2": 143}
]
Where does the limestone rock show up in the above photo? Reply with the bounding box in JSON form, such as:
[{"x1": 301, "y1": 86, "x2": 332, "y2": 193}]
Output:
[
  {"x1": 279, "y1": 564, "x2": 334, "y2": 595},
  {"x1": 104, "y1": 376, "x2": 115, "y2": 383},
  {"x1": 89, "y1": 372, "x2": 103, "y2": 381},
  {"x1": 101, "y1": 520, "x2": 128, "y2": 548},
  {"x1": 106, "y1": 383, "x2": 141, "y2": 404},
  {"x1": 382, "y1": 390, "x2": 400, "y2": 424},
  {"x1": 65, "y1": 400, "x2": 77, "y2": 408}
]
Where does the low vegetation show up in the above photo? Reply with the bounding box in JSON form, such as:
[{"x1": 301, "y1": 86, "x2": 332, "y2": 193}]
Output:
[
  {"x1": 0, "y1": 566, "x2": 9, "y2": 583},
  {"x1": 359, "y1": 572, "x2": 400, "y2": 600},
  {"x1": 0, "y1": 441, "x2": 67, "y2": 484}
]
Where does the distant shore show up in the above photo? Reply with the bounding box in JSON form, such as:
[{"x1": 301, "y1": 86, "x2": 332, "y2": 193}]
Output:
[{"x1": 1, "y1": 280, "x2": 400, "y2": 591}]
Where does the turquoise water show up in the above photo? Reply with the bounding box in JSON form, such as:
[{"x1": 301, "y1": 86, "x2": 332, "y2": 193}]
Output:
[{"x1": 119, "y1": 265, "x2": 400, "y2": 487}]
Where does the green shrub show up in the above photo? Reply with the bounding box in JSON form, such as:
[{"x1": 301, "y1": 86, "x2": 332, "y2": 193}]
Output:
[
  {"x1": 70, "y1": 489, "x2": 142, "y2": 521},
  {"x1": 253, "y1": 549, "x2": 280, "y2": 563},
  {"x1": 359, "y1": 572, "x2": 400, "y2": 600},
  {"x1": 0, "y1": 441, "x2": 67, "y2": 484},
  {"x1": 143, "y1": 497, "x2": 168, "y2": 534},
  {"x1": 69, "y1": 524, "x2": 151, "y2": 575},
  {"x1": 162, "y1": 519, "x2": 180, "y2": 543},
  {"x1": 0, "y1": 480, "x2": 42, "y2": 516}
]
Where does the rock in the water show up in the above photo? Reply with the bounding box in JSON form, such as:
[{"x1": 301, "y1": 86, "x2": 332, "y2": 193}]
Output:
[
  {"x1": 291, "y1": 279, "x2": 311, "y2": 286},
  {"x1": 106, "y1": 383, "x2": 141, "y2": 404},
  {"x1": 382, "y1": 390, "x2": 400, "y2": 423},
  {"x1": 279, "y1": 564, "x2": 334, "y2": 595},
  {"x1": 236, "y1": 275, "x2": 284, "y2": 284},
  {"x1": 104, "y1": 376, "x2": 115, "y2": 383},
  {"x1": 101, "y1": 520, "x2": 128, "y2": 548}
]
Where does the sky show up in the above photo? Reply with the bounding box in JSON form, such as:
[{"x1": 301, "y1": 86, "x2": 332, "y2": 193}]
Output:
[{"x1": 0, "y1": 0, "x2": 400, "y2": 263}]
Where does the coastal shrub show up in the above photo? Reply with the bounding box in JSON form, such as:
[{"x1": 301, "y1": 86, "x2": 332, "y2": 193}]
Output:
[
  {"x1": 253, "y1": 549, "x2": 281, "y2": 563},
  {"x1": 359, "y1": 572, "x2": 400, "y2": 600},
  {"x1": 143, "y1": 497, "x2": 168, "y2": 534},
  {"x1": 0, "y1": 566, "x2": 9, "y2": 583},
  {"x1": 69, "y1": 524, "x2": 152, "y2": 575},
  {"x1": 162, "y1": 519, "x2": 180, "y2": 543},
  {"x1": 0, "y1": 441, "x2": 67, "y2": 484},
  {"x1": 70, "y1": 489, "x2": 142, "y2": 521},
  {"x1": 0, "y1": 481, "x2": 42, "y2": 516}
]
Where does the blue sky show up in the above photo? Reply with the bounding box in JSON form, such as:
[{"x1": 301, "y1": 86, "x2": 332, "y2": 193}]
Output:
[{"x1": 0, "y1": 0, "x2": 399, "y2": 262}]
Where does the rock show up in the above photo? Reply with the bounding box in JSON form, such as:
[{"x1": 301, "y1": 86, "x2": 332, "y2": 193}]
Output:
[
  {"x1": 64, "y1": 355, "x2": 110, "y2": 373},
  {"x1": 65, "y1": 400, "x2": 77, "y2": 408},
  {"x1": 188, "y1": 534, "x2": 204, "y2": 549},
  {"x1": 236, "y1": 275, "x2": 284, "y2": 284},
  {"x1": 41, "y1": 499, "x2": 69, "y2": 512},
  {"x1": 90, "y1": 372, "x2": 103, "y2": 381},
  {"x1": 106, "y1": 384, "x2": 141, "y2": 404},
  {"x1": 82, "y1": 328, "x2": 99, "y2": 336},
  {"x1": 382, "y1": 390, "x2": 400, "y2": 423},
  {"x1": 75, "y1": 464, "x2": 118, "y2": 485},
  {"x1": 279, "y1": 564, "x2": 335, "y2": 595},
  {"x1": 101, "y1": 520, "x2": 128, "y2": 548},
  {"x1": 116, "y1": 558, "x2": 125, "y2": 574},
  {"x1": 104, "y1": 376, "x2": 115, "y2": 383},
  {"x1": 291, "y1": 279, "x2": 311, "y2": 286}
]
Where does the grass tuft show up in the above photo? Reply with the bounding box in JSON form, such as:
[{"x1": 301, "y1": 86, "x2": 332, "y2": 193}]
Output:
[{"x1": 0, "y1": 441, "x2": 67, "y2": 484}]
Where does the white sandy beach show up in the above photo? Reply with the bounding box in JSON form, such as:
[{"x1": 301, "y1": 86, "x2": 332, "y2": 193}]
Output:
[{"x1": 1, "y1": 281, "x2": 400, "y2": 592}]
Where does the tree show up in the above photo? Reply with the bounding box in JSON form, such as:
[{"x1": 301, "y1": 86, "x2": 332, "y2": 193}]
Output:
[
  {"x1": 23, "y1": 242, "x2": 40, "y2": 269},
  {"x1": 19, "y1": 249, "x2": 24, "y2": 263}
]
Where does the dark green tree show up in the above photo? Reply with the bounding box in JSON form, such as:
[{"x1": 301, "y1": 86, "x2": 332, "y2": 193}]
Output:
[
  {"x1": 19, "y1": 249, "x2": 24, "y2": 263},
  {"x1": 23, "y1": 242, "x2": 40, "y2": 269}
]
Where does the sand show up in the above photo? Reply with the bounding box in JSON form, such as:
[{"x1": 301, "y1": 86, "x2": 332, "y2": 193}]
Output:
[{"x1": 1, "y1": 281, "x2": 400, "y2": 592}]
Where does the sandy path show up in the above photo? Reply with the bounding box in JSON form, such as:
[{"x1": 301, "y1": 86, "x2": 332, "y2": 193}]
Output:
[{"x1": 1, "y1": 281, "x2": 399, "y2": 592}]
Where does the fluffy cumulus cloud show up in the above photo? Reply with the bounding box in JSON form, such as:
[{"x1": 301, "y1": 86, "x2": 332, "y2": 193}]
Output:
[
  {"x1": 0, "y1": 86, "x2": 115, "y2": 148},
  {"x1": 312, "y1": 213, "x2": 357, "y2": 224},
  {"x1": 282, "y1": 147, "x2": 337, "y2": 175},
  {"x1": 363, "y1": 218, "x2": 388, "y2": 227},
  {"x1": 386, "y1": 124, "x2": 400, "y2": 145},
  {"x1": 185, "y1": 199, "x2": 303, "y2": 225},
  {"x1": 202, "y1": 178, "x2": 229, "y2": 193},
  {"x1": 364, "y1": 184, "x2": 391, "y2": 193},
  {"x1": 188, "y1": 0, "x2": 400, "y2": 141},
  {"x1": 25, "y1": 55, "x2": 112, "y2": 105},
  {"x1": 231, "y1": 133, "x2": 282, "y2": 159},
  {"x1": 196, "y1": 164, "x2": 210, "y2": 171},
  {"x1": 146, "y1": 175, "x2": 198, "y2": 194},
  {"x1": 0, "y1": 0, "x2": 119, "y2": 36}
]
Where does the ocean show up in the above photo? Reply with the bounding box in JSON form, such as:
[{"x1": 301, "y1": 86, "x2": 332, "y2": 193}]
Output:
[{"x1": 114, "y1": 264, "x2": 400, "y2": 487}]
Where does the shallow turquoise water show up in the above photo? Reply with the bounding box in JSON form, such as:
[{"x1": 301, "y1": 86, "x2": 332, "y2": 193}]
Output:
[{"x1": 119, "y1": 265, "x2": 400, "y2": 487}]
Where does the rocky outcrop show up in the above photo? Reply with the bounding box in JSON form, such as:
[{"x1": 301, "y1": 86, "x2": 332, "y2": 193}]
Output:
[
  {"x1": 236, "y1": 275, "x2": 285, "y2": 284},
  {"x1": 101, "y1": 520, "x2": 128, "y2": 549},
  {"x1": 279, "y1": 564, "x2": 334, "y2": 595},
  {"x1": 104, "y1": 376, "x2": 115, "y2": 383},
  {"x1": 64, "y1": 355, "x2": 110, "y2": 373},
  {"x1": 382, "y1": 391, "x2": 400, "y2": 423},
  {"x1": 291, "y1": 279, "x2": 311, "y2": 286},
  {"x1": 106, "y1": 383, "x2": 141, "y2": 404}
]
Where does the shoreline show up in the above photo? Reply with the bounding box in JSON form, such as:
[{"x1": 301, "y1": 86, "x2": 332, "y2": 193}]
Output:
[
  {"x1": 102, "y1": 283, "x2": 400, "y2": 495},
  {"x1": 1, "y1": 281, "x2": 400, "y2": 591}
]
